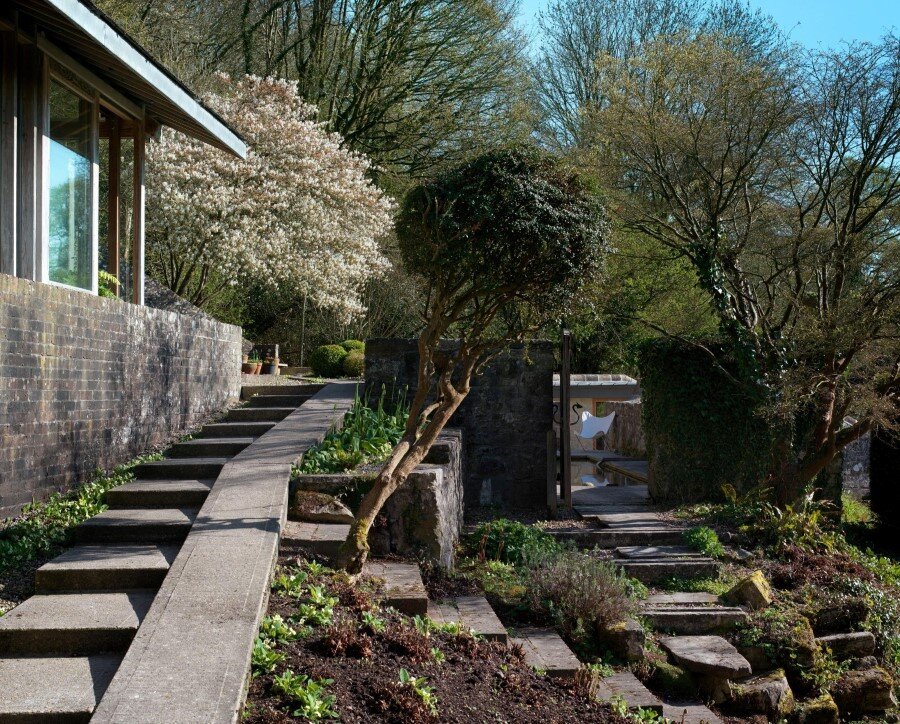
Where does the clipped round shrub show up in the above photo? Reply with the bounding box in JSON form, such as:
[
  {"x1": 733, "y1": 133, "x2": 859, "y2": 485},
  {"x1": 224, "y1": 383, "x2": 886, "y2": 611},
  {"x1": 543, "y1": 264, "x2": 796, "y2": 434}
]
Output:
[
  {"x1": 310, "y1": 344, "x2": 348, "y2": 378},
  {"x1": 343, "y1": 350, "x2": 365, "y2": 378},
  {"x1": 340, "y1": 339, "x2": 365, "y2": 352}
]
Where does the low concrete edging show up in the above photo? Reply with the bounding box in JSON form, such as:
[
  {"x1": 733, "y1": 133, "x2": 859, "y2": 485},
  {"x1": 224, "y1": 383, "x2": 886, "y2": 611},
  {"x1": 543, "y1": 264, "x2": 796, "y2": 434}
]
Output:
[{"x1": 90, "y1": 383, "x2": 357, "y2": 724}]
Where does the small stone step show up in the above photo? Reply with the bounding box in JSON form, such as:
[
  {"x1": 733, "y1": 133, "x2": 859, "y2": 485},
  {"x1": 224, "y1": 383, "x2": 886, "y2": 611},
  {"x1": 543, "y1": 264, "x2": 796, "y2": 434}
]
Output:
[
  {"x1": 35, "y1": 544, "x2": 178, "y2": 592},
  {"x1": 134, "y1": 458, "x2": 227, "y2": 480},
  {"x1": 662, "y1": 703, "x2": 724, "y2": 724},
  {"x1": 551, "y1": 527, "x2": 686, "y2": 549},
  {"x1": 167, "y1": 437, "x2": 254, "y2": 458},
  {"x1": 106, "y1": 479, "x2": 214, "y2": 508},
  {"x1": 281, "y1": 521, "x2": 349, "y2": 559},
  {"x1": 660, "y1": 635, "x2": 752, "y2": 678},
  {"x1": 73, "y1": 508, "x2": 198, "y2": 544},
  {"x1": 363, "y1": 561, "x2": 428, "y2": 616},
  {"x1": 225, "y1": 406, "x2": 296, "y2": 423},
  {"x1": 427, "y1": 596, "x2": 508, "y2": 644},
  {"x1": 511, "y1": 627, "x2": 581, "y2": 678},
  {"x1": 595, "y1": 671, "x2": 663, "y2": 714},
  {"x1": 589, "y1": 512, "x2": 670, "y2": 528},
  {"x1": 241, "y1": 383, "x2": 324, "y2": 400},
  {"x1": 816, "y1": 631, "x2": 876, "y2": 659},
  {"x1": 198, "y1": 421, "x2": 275, "y2": 438},
  {"x1": 0, "y1": 654, "x2": 121, "y2": 723},
  {"x1": 640, "y1": 606, "x2": 748, "y2": 634},
  {"x1": 618, "y1": 557, "x2": 719, "y2": 584},
  {"x1": 645, "y1": 592, "x2": 720, "y2": 606},
  {"x1": 0, "y1": 591, "x2": 154, "y2": 654},
  {"x1": 246, "y1": 394, "x2": 310, "y2": 408},
  {"x1": 616, "y1": 545, "x2": 703, "y2": 559}
]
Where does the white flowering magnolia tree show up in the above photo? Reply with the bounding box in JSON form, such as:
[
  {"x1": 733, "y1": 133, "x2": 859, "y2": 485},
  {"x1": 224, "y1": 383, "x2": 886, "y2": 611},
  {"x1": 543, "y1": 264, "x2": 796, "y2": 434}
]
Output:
[{"x1": 146, "y1": 74, "x2": 394, "y2": 316}]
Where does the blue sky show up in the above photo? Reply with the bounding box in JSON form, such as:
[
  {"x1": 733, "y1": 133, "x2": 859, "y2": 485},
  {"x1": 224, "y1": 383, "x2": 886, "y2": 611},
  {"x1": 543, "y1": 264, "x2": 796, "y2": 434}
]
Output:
[{"x1": 518, "y1": 0, "x2": 900, "y2": 49}]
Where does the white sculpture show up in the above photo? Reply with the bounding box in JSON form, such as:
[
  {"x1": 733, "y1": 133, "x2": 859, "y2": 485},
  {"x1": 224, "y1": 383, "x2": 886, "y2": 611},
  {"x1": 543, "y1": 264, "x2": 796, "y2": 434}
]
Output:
[{"x1": 574, "y1": 410, "x2": 616, "y2": 450}]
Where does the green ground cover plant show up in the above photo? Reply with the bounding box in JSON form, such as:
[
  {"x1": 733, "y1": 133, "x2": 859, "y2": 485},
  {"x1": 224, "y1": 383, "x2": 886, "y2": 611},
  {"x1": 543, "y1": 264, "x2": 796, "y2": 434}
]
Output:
[{"x1": 682, "y1": 526, "x2": 725, "y2": 558}]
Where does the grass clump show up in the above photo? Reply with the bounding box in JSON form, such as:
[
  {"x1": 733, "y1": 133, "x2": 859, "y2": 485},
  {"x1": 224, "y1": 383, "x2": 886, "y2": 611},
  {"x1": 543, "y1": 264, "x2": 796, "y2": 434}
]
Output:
[
  {"x1": 841, "y1": 493, "x2": 874, "y2": 525},
  {"x1": 683, "y1": 526, "x2": 725, "y2": 558}
]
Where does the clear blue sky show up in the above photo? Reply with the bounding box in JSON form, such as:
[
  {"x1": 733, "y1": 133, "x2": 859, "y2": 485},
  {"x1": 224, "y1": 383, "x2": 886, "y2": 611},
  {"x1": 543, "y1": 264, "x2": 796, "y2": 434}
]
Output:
[{"x1": 518, "y1": 0, "x2": 900, "y2": 49}]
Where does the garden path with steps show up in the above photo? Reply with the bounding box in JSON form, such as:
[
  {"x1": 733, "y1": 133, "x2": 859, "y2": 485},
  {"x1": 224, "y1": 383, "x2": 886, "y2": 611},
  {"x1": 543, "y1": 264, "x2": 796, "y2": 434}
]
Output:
[{"x1": 0, "y1": 382, "x2": 347, "y2": 723}]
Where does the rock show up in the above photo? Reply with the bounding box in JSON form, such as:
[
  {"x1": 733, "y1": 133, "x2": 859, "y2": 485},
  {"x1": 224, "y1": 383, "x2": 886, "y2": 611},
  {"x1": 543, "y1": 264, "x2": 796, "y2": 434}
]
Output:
[
  {"x1": 649, "y1": 661, "x2": 696, "y2": 699},
  {"x1": 815, "y1": 631, "x2": 876, "y2": 660},
  {"x1": 851, "y1": 655, "x2": 879, "y2": 670},
  {"x1": 813, "y1": 597, "x2": 869, "y2": 634},
  {"x1": 660, "y1": 635, "x2": 752, "y2": 678},
  {"x1": 288, "y1": 490, "x2": 355, "y2": 524},
  {"x1": 793, "y1": 693, "x2": 839, "y2": 724},
  {"x1": 736, "y1": 644, "x2": 775, "y2": 672},
  {"x1": 722, "y1": 570, "x2": 773, "y2": 610},
  {"x1": 830, "y1": 667, "x2": 898, "y2": 715},
  {"x1": 729, "y1": 669, "x2": 794, "y2": 717},
  {"x1": 597, "y1": 618, "x2": 645, "y2": 662}
]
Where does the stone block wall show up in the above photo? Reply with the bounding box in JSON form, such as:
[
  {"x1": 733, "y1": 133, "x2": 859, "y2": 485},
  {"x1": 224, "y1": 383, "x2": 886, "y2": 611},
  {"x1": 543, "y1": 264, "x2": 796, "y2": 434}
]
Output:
[
  {"x1": 605, "y1": 399, "x2": 646, "y2": 457},
  {"x1": 365, "y1": 338, "x2": 554, "y2": 510},
  {"x1": 0, "y1": 273, "x2": 242, "y2": 515}
]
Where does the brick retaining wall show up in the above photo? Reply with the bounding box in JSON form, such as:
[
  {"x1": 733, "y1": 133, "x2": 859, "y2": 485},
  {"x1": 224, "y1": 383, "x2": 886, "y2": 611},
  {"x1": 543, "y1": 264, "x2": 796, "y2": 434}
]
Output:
[{"x1": 0, "y1": 273, "x2": 242, "y2": 515}]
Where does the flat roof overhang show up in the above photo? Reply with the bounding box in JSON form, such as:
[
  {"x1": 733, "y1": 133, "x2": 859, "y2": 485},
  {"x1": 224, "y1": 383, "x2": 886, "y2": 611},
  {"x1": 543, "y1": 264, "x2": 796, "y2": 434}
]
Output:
[{"x1": 11, "y1": 0, "x2": 247, "y2": 158}]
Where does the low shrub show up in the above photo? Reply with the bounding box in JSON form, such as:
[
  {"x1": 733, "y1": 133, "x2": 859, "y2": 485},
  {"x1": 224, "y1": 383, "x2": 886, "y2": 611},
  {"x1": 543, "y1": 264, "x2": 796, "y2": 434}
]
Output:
[
  {"x1": 340, "y1": 339, "x2": 365, "y2": 352},
  {"x1": 310, "y1": 344, "x2": 348, "y2": 377},
  {"x1": 343, "y1": 350, "x2": 365, "y2": 377},
  {"x1": 470, "y1": 519, "x2": 560, "y2": 566},
  {"x1": 683, "y1": 526, "x2": 725, "y2": 558}
]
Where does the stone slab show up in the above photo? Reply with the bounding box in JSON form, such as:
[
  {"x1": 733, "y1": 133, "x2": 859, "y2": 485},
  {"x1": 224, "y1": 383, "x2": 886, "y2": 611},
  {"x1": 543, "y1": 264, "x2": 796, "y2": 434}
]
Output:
[
  {"x1": 224, "y1": 406, "x2": 297, "y2": 423},
  {"x1": 167, "y1": 438, "x2": 254, "y2": 458},
  {"x1": 660, "y1": 635, "x2": 752, "y2": 678},
  {"x1": 645, "y1": 592, "x2": 720, "y2": 606},
  {"x1": 551, "y1": 527, "x2": 686, "y2": 549},
  {"x1": 73, "y1": 508, "x2": 198, "y2": 543},
  {"x1": 617, "y1": 546, "x2": 701, "y2": 559},
  {"x1": 589, "y1": 512, "x2": 668, "y2": 527},
  {"x1": 572, "y1": 484, "x2": 650, "y2": 508},
  {"x1": 427, "y1": 597, "x2": 507, "y2": 643},
  {"x1": 640, "y1": 607, "x2": 749, "y2": 635},
  {"x1": 619, "y1": 558, "x2": 719, "y2": 584},
  {"x1": 134, "y1": 458, "x2": 228, "y2": 480},
  {"x1": 106, "y1": 479, "x2": 214, "y2": 508},
  {"x1": 816, "y1": 631, "x2": 876, "y2": 659},
  {"x1": 662, "y1": 703, "x2": 724, "y2": 724},
  {"x1": 595, "y1": 671, "x2": 663, "y2": 713},
  {"x1": 511, "y1": 627, "x2": 581, "y2": 678},
  {"x1": 364, "y1": 561, "x2": 428, "y2": 616},
  {"x1": 282, "y1": 521, "x2": 350, "y2": 559},
  {"x1": 0, "y1": 655, "x2": 121, "y2": 721},
  {"x1": 35, "y1": 544, "x2": 178, "y2": 592},
  {"x1": 198, "y1": 421, "x2": 275, "y2": 438}
]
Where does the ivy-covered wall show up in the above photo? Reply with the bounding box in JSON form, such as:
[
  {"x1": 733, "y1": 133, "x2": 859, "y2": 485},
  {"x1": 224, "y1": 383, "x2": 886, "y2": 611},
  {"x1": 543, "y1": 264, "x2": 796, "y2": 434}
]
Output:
[{"x1": 639, "y1": 339, "x2": 774, "y2": 503}]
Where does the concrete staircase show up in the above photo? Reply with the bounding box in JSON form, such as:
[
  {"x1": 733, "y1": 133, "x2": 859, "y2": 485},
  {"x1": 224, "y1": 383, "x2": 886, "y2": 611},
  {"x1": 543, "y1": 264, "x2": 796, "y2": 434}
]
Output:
[{"x1": 0, "y1": 384, "x2": 319, "y2": 723}]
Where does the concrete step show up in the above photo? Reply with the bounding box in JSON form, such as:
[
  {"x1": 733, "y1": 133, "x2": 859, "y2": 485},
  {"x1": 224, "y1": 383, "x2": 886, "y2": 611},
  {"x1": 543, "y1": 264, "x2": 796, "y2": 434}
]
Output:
[
  {"x1": 167, "y1": 438, "x2": 254, "y2": 458},
  {"x1": 640, "y1": 606, "x2": 749, "y2": 635},
  {"x1": 363, "y1": 561, "x2": 428, "y2": 616},
  {"x1": 241, "y1": 383, "x2": 324, "y2": 400},
  {"x1": 134, "y1": 458, "x2": 227, "y2": 480},
  {"x1": 662, "y1": 703, "x2": 724, "y2": 724},
  {"x1": 595, "y1": 671, "x2": 663, "y2": 714},
  {"x1": 551, "y1": 527, "x2": 686, "y2": 549},
  {"x1": 645, "y1": 592, "x2": 720, "y2": 606},
  {"x1": 35, "y1": 544, "x2": 178, "y2": 592},
  {"x1": 106, "y1": 479, "x2": 214, "y2": 508},
  {"x1": 0, "y1": 654, "x2": 121, "y2": 723},
  {"x1": 618, "y1": 557, "x2": 719, "y2": 584},
  {"x1": 73, "y1": 508, "x2": 198, "y2": 544},
  {"x1": 225, "y1": 407, "x2": 295, "y2": 423},
  {"x1": 616, "y1": 545, "x2": 703, "y2": 559},
  {"x1": 281, "y1": 520, "x2": 349, "y2": 560},
  {"x1": 0, "y1": 591, "x2": 154, "y2": 654},
  {"x1": 427, "y1": 596, "x2": 508, "y2": 644},
  {"x1": 197, "y1": 421, "x2": 275, "y2": 438},
  {"x1": 246, "y1": 394, "x2": 310, "y2": 408},
  {"x1": 511, "y1": 627, "x2": 581, "y2": 678}
]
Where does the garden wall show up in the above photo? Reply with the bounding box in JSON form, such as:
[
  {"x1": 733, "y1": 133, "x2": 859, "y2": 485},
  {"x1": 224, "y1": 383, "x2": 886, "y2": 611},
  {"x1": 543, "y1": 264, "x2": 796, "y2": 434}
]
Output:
[
  {"x1": 0, "y1": 273, "x2": 242, "y2": 515},
  {"x1": 365, "y1": 338, "x2": 555, "y2": 510},
  {"x1": 604, "y1": 399, "x2": 645, "y2": 457}
]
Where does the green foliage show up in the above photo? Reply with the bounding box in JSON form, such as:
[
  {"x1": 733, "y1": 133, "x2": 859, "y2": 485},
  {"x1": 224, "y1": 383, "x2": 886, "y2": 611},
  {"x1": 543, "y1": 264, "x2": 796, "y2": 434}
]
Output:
[
  {"x1": 398, "y1": 668, "x2": 438, "y2": 716},
  {"x1": 98, "y1": 270, "x2": 120, "y2": 299},
  {"x1": 272, "y1": 568, "x2": 309, "y2": 597},
  {"x1": 459, "y1": 560, "x2": 529, "y2": 604},
  {"x1": 360, "y1": 611, "x2": 385, "y2": 634},
  {"x1": 251, "y1": 637, "x2": 285, "y2": 676},
  {"x1": 340, "y1": 339, "x2": 365, "y2": 352},
  {"x1": 342, "y1": 350, "x2": 365, "y2": 377},
  {"x1": 273, "y1": 670, "x2": 339, "y2": 720},
  {"x1": 842, "y1": 493, "x2": 874, "y2": 525},
  {"x1": 293, "y1": 585, "x2": 337, "y2": 628},
  {"x1": 260, "y1": 614, "x2": 300, "y2": 644},
  {"x1": 842, "y1": 578, "x2": 900, "y2": 680},
  {"x1": 309, "y1": 344, "x2": 348, "y2": 378},
  {"x1": 470, "y1": 519, "x2": 561, "y2": 566},
  {"x1": 683, "y1": 526, "x2": 725, "y2": 558},
  {"x1": 0, "y1": 453, "x2": 161, "y2": 573}
]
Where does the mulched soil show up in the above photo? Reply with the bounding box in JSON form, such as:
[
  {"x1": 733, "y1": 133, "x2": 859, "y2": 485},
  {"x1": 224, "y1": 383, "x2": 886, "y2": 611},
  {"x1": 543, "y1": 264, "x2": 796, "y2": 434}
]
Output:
[
  {"x1": 244, "y1": 552, "x2": 629, "y2": 724},
  {"x1": 0, "y1": 556, "x2": 43, "y2": 614}
]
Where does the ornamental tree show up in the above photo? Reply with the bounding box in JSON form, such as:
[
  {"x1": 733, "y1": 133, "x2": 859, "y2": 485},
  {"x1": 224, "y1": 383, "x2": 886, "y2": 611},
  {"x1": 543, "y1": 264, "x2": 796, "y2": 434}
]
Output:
[
  {"x1": 336, "y1": 148, "x2": 609, "y2": 573},
  {"x1": 146, "y1": 74, "x2": 394, "y2": 316}
]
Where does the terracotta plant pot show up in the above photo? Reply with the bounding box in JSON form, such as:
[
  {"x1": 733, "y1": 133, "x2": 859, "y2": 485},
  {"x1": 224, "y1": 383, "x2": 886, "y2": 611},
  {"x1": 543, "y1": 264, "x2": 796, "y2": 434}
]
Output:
[
  {"x1": 241, "y1": 362, "x2": 256, "y2": 374},
  {"x1": 253, "y1": 362, "x2": 263, "y2": 374}
]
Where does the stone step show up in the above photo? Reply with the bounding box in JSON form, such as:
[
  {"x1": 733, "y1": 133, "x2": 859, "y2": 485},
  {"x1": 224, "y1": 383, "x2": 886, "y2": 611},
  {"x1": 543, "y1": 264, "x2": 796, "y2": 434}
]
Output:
[
  {"x1": 363, "y1": 561, "x2": 428, "y2": 616},
  {"x1": 616, "y1": 545, "x2": 703, "y2": 559},
  {"x1": 660, "y1": 635, "x2": 752, "y2": 678},
  {"x1": 816, "y1": 631, "x2": 876, "y2": 659},
  {"x1": 167, "y1": 438, "x2": 254, "y2": 458},
  {"x1": 0, "y1": 654, "x2": 121, "y2": 723},
  {"x1": 617, "y1": 557, "x2": 719, "y2": 584},
  {"x1": 106, "y1": 479, "x2": 214, "y2": 508},
  {"x1": 662, "y1": 703, "x2": 724, "y2": 724},
  {"x1": 640, "y1": 606, "x2": 749, "y2": 635},
  {"x1": 246, "y1": 394, "x2": 310, "y2": 408},
  {"x1": 427, "y1": 596, "x2": 508, "y2": 644},
  {"x1": 281, "y1": 520, "x2": 349, "y2": 559},
  {"x1": 511, "y1": 627, "x2": 581, "y2": 678},
  {"x1": 645, "y1": 592, "x2": 720, "y2": 606},
  {"x1": 134, "y1": 458, "x2": 227, "y2": 480},
  {"x1": 550, "y1": 527, "x2": 686, "y2": 549},
  {"x1": 197, "y1": 421, "x2": 275, "y2": 438},
  {"x1": 73, "y1": 508, "x2": 198, "y2": 544},
  {"x1": 35, "y1": 544, "x2": 178, "y2": 592},
  {"x1": 225, "y1": 406, "x2": 296, "y2": 423},
  {"x1": 595, "y1": 671, "x2": 663, "y2": 714},
  {"x1": 240, "y1": 383, "x2": 324, "y2": 400},
  {"x1": 0, "y1": 591, "x2": 154, "y2": 655},
  {"x1": 588, "y1": 512, "x2": 670, "y2": 528}
]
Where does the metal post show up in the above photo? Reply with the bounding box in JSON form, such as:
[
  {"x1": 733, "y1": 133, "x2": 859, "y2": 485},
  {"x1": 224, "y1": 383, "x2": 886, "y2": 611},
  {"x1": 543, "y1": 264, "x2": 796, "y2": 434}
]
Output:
[{"x1": 560, "y1": 329, "x2": 573, "y2": 508}]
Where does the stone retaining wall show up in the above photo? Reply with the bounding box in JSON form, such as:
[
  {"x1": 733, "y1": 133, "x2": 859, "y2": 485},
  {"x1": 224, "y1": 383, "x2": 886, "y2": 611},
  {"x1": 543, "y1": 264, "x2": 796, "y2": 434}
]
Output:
[
  {"x1": 605, "y1": 399, "x2": 645, "y2": 457},
  {"x1": 0, "y1": 273, "x2": 242, "y2": 515}
]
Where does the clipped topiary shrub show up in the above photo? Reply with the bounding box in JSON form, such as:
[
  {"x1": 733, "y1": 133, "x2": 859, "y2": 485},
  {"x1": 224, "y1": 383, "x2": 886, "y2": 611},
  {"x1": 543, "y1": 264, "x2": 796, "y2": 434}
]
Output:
[
  {"x1": 343, "y1": 350, "x2": 365, "y2": 378},
  {"x1": 310, "y1": 344, "x2": 348, "y2": 378},
  {"x1": 340, "y1": 339, "x2": 365, "y2": 352}
]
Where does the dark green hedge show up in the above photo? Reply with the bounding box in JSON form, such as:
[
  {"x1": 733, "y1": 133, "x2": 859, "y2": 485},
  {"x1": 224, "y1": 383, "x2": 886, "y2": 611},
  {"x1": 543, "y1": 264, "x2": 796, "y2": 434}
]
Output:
[{"x1": 638, "y1": 339, "x2": 775, "y2": 503}]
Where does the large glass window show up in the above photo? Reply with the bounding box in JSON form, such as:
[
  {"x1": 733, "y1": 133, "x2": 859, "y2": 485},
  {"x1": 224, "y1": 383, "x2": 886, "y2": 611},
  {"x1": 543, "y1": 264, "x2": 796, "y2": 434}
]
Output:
[{"x1": 47, "y1": 78, "x2": 93, "y2": 290}]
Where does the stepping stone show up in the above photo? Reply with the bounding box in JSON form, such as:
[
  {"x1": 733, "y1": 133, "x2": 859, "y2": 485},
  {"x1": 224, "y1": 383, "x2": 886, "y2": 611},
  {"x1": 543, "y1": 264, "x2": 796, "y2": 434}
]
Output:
[
  {"x1": 246, "y1": 393, "x2": 310, "y2": 407},
  {"x1": 510, "y1": 627, "x2": 581, "y2": 678},
  {"x1": 662, "y1": 703, "x2": 724, "y2": 724},
  {"x1": 816, "y1": 631, "x2": 876, "y2": 659},
  {"x1": 35, "y1": 544, "x2": 178, "y2": 592},
  {"x1": 645, "y1": 592, "x2": 720, "y2": 606},
  {"x1": 660, "y1": 635, "x2": 752, "y2": 678},
  {"x1": 0, "y1": 591, "x2": 154, "y2": 654},
  {"x1": 167, "y1": 437, "x2": 254, "y2": 458},
  {"x1": 617, "y1": 545, "x2": 702, "y2": 558},
  {"x1": 73, "y1": 507, "x2": 198, "y2": 543},
  {"x1": 198, "y1": 421, "x2": 275, "y2": 438},
  {"x1": 0, "y1": 654, "x2": 121, "y2": 722},
  {"x1": 133, "y1": 458, "x2": 227, "y2": 480},
  {"x1": 427, "y1": 596, "x2": 508, "y2": 643},
  {"x1": 640, "y1": 606, "x2": 748, "y2": 635},
  {"x1": 282, "y1": 520, "x2": 349, "y2": 559},
  {"x1": 225, "y1": 406, "x2": 295, "y2": 423},
  {"x1": 363, "y1": 561, "x2": 428, "y2": 616},
  {"x1": 595, "y1": 671, "x2": 663, "y2": 713},
  {"x1": 618, "y1": 557, "x2": 719, "y2": 584},
  {"x1": 106, "y1": 478, "x2": 214, "y2": 508}
]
